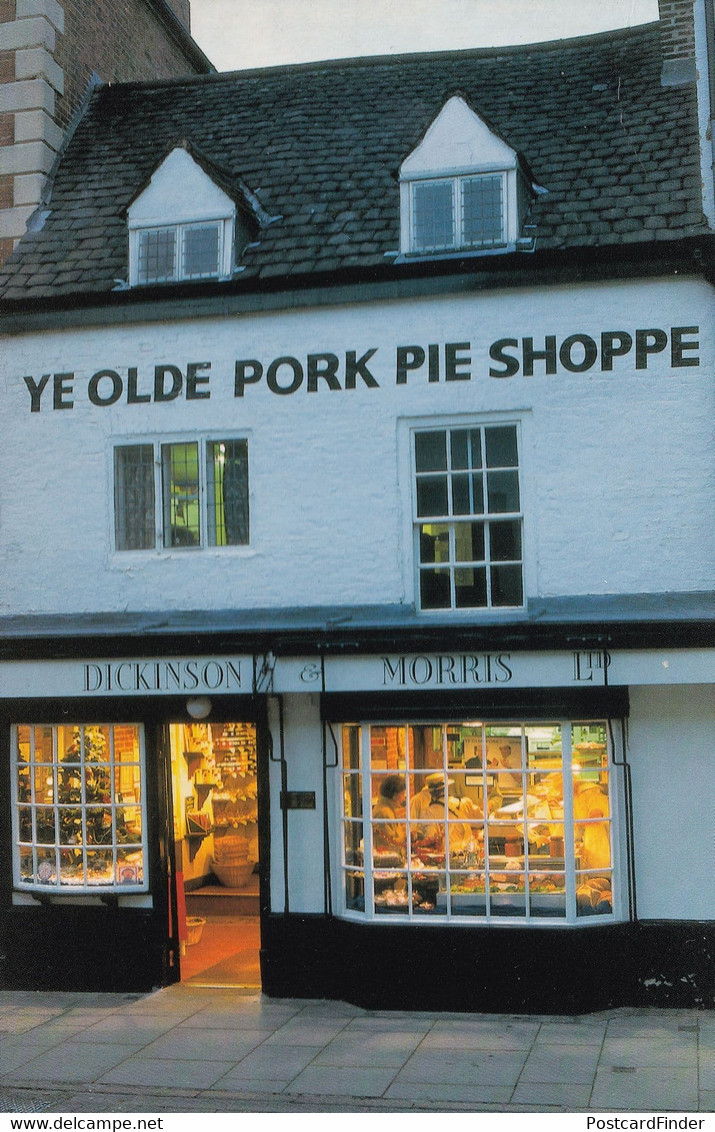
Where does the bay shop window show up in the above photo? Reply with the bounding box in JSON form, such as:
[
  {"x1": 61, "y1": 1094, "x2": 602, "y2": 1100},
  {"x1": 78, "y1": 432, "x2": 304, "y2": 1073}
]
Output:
[
  {"x1": 340, "y1": 721, "x2": 620, "y2": 923},
  {"x1": 11, "y1": 723, "x2": 147, "y2": 893}
]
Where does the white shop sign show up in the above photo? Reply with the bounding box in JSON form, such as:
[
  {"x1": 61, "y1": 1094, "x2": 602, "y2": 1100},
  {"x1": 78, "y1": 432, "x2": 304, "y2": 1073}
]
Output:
[{"x1": 0, "y1": 648, "x2": 712, "y2": 699}]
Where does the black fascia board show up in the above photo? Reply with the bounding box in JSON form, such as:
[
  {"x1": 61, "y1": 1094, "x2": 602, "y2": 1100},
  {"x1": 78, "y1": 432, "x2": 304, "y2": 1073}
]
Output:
[
  {"x1": 1, "y1": 235, "x2": 713, "y2": 336},
  {"x1": 0, "y1": 616, "x2": 711, "y2": 663}
]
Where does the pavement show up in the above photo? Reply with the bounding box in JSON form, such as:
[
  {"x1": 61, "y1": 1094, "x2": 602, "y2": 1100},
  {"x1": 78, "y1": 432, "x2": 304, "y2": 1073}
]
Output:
[{"x1": 0, "y1": 986, "x2": 713, "y2": 1114}]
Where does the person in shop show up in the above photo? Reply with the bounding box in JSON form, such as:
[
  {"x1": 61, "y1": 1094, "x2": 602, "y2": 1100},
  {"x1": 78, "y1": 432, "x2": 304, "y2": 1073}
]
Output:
[
  {"x1": 372, "y1": 774, "x2": 407, "y2": 854},
  {"x1": 409, "y1": 772, "x2": 477, "y2": 853},
  {"x1": 489, "y1": 742, "x2": 522, "y2": 792}
]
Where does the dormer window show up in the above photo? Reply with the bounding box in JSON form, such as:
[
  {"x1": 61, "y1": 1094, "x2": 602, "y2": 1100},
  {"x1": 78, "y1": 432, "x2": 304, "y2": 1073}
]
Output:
[
  {"x1": 126, "y1": 143, "x2": 262, "y2": 287},
  {"x1": 137, "y1": 220, "x2": 227, "y2": 284},
  {"x1": 400, "y1": 96, "x2": 537, "y2": 258},
  {"x1": 411, "y1": 173, "x2": 505, "y2": 253}
]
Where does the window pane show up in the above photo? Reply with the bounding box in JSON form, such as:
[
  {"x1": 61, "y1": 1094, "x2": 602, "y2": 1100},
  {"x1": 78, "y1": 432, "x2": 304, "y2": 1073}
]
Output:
[
  {"x1": 452, "y1": 473, "x2": 484, "y2": 515},
  {"x1": 413, "y1": 182, "x2": 455, "y2": 251},
  {"x1": 455, "y1": 566, "x2": 487, "y2": 607},
  {"x1": 416, "y1": 477, "x2": 448, "y2": 518},
  {"x1": 342, "y1": 725, "x2": 361, "y2": 772},
  {"x1": 485, "y1": 426, "x2": 519, "y2": 467},
  {"x1": 207, "y1": 439, "x2": 249, "y2": 546},
  {"x1": 369, "y1": 726, "x2": 406, "y2": 771},
  {"x1": 114, "y1": 446, "x2": 155, "y2": 551},
  {"x1": 419, "y1": 523, "x2": 450, "y2": 564},
  {"x1": 343, "y1": 773, "x2": 362, "y2": 819},
  {"x1": 462, "y1": 175, "x2": 504, "y2": 246},
  {"x1": 450, "y1": 429, "x2": 482, "y2": 470},
  {"x1": 182, "y1": 225, "x2": 221, "y2": 278},
  {"x1": 487, "y1": 470, "x2": 520, "y2": 513},
  {"x1": 490, "y1": 564, "x2": 523, "y2": 606},
  {"x1": 455, "y1": 522, "x2": 485, "y2": 562},
  {"x1": 490, "y1": 519, "x2": 522, "y2": 561},
  {"x1": 137, "y1": 228, "x2": 176, "y2": 284},
  {"x1": 162, "y1": 442, "x2": 200, "y2": 547},
  {"x1": 415, "y1": 431, "x2": 447, "y2": 472},
  {"x1": 419, "y1": 568, "x2": 451, "y2": 609}
]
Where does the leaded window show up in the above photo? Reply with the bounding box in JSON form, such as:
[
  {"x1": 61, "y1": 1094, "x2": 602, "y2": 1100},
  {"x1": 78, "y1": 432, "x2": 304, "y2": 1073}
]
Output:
[
  {"x1": 114, "y1": 438, "x2": 249, "y2": 551},
  {"x1": 411, "y1": 174, "x2": 506, "y2": 253},
  {"x1": 136, "y1": 221, "x2": 223, "y2": 285}
]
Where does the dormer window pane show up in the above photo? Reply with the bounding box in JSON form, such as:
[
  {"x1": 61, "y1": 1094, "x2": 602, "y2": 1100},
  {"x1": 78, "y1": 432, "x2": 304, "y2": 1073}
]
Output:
[
  {"x1": 462, "y1": 175, "x2": 504, "y2": 246},
  {"x1": 412, "y1": 181, "x2": 455, "y2": 251},
  {"x1": 183, "y1": 224, "x2": 221, "y2": 279},
  {"x1": 137, "y1": 229, "x2": 176, "y2": 284}
]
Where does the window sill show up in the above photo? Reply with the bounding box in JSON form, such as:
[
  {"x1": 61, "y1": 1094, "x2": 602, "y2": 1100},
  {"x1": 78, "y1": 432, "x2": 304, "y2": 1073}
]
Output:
[
  {"x1": 395, "y1": 243, "x2": 515, "y2": 264},
  {"x1": 12, "y1": 891, "x2": 153, "y2": 908},
  {"x1": 337, "y1": 908, "x2": 620, "y2": 928},
  {"x1": 110, "y1": 546, "x2": 257, "y2": 563}
]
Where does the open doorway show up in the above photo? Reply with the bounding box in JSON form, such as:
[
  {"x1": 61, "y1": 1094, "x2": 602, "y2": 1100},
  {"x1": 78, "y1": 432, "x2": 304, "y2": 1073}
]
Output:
[{"x1": 169, "y1": 720, "x2": 261, "y2": 987}]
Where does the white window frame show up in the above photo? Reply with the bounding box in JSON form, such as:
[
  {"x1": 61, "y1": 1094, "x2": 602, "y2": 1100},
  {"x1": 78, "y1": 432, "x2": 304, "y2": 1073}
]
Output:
[
  {"x1": 129, "y1": 217, "x2": 234, "y2": 286},
  {"x1": 411, "y1": 420, "x2": 525, "y2": 612},
  {"x1": 11, "y1": 723, "x2": 149, "y2": 895},
  {"x1": 112, "y1": 433, "x2": 250, "y2": 553},
  {"x1": 409, "y1": 171, "x2": 508, "y2": 254},
  {"x1": 336, "y1": 720, "x2": 624, "y2": 927}
]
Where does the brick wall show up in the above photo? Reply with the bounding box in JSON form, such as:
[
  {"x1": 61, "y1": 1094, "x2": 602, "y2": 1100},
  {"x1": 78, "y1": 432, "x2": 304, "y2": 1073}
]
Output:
[
  {"x1": 657, "y1": 0, "x2": 696, "y2": 59},
  {"x1": 54, "y1": 0, "x2": 208, "y2": 130},
  {"x1": 163, "y1": 0, "x2": 190, "y2": 28},
  {"x1": 0, "y1": 0, "x2": 210, "y2": 261}
]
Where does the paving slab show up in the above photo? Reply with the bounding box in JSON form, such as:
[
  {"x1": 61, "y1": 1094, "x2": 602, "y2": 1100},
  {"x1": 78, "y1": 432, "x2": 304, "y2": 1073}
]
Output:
[
  {"x1": 3, "y1": 1041, "x2": 138, "y2": 1085},
  {"x1": 137, "y1": 1026, "x2": 271, "y2": 1061},
  {"x1": 209, "y1": 1043, "x2": 325, "y2": 1090},
  {"x1": 283, "y1": 1064, "x2": 398, "y2": 1097},
  {"x1": 590, "y1": 1065, "x2": 699, "y2": 1111},
  {"x1": 519, "y1": 1042, "x2": 602, "y2": 1084},
  {"x1": 395, "y1": 1048, "x2": 528, "y2": 1086},
  {"x1": 512, "y1": 1080, "x2": 593, "y2": 1108},
  {"x1": 97, "y1": 1056, "x2": 236, "y2": 1091}
]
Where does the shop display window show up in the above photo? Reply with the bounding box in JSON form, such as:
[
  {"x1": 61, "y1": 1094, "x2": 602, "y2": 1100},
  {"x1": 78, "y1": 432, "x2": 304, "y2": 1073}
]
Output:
[
  {"x1": 414, "y1": 424, "x2": 523, "y2": 610},
  {"x1": 340, "y1": 720, "x2": 616, "y2": 924},
  {"x1": 12, "y1": 723, "x2": 147, "y2": 893}
]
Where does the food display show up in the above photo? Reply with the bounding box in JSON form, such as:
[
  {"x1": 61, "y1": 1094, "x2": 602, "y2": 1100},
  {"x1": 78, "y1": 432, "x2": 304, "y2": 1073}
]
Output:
[{"x1": 173, "y1": 721, "x2": 258, "y2": 883}]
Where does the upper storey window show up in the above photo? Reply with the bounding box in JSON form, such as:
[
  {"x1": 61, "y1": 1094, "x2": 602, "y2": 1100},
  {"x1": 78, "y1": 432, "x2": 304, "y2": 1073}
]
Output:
[
  {"x1": 400, "y1": 96, "x2": 535, "y2": 258},
  {"x1": 137, "y1": 222, "x2": 225, "y2": 284},
  {"x1": 127, "y1": 144, "x2": 253, "y2": 286},
  {"x1": 412, "y1": 173, "x2": 505, "y2": 253}
]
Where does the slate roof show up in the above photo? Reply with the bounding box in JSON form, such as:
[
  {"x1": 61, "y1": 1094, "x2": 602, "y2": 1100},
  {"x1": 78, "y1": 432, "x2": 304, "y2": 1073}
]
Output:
[{"x1": 0, "y1": 21, "x2": 710, "y2": 304}]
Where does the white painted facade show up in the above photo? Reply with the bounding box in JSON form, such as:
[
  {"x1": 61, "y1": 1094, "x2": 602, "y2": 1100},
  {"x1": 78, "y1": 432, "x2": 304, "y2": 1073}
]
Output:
[{"x1": 1, "y1": 276, "x2": 712, "y2": 616}]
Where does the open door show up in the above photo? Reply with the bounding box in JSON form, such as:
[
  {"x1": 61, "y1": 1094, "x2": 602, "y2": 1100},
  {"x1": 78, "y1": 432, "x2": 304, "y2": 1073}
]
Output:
[{"x1": 167, "y1": 720, "x2": 262, "y2": 987}]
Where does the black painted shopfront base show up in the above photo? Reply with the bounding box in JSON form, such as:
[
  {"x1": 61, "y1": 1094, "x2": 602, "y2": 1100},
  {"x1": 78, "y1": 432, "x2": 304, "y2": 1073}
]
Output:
[
  {"x1": 0, "y1": 905, "x2": 171, "y2": 992},
  {"x1": 261, "y1": 915, "x2": 715, "y2": 1014}
]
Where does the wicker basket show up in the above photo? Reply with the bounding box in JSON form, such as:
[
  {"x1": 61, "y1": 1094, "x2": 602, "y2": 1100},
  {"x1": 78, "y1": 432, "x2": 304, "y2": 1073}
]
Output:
[
  {"x1": 186, "y1": 916, "x2": 206, "y2": 946},
  {"x1": 211, "y1": 860, "x2": 254, "y2": 889}
]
